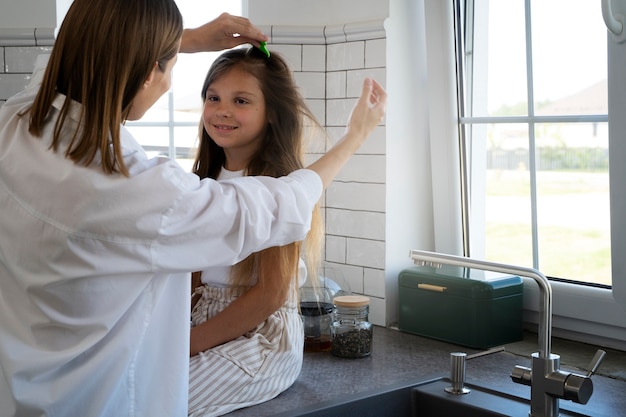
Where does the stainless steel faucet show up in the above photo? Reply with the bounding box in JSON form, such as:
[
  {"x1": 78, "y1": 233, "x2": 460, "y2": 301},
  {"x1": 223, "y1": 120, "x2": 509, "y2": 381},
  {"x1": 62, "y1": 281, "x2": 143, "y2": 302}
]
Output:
[{"x1": 409, "y1": 249, "x2": 606, "y2": 417}]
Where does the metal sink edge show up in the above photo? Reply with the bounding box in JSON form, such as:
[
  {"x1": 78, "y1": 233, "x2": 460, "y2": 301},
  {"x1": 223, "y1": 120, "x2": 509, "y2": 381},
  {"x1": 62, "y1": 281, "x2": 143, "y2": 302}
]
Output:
[{"x1": 270, "y1": 374, "x2": 609, "y2": 417}]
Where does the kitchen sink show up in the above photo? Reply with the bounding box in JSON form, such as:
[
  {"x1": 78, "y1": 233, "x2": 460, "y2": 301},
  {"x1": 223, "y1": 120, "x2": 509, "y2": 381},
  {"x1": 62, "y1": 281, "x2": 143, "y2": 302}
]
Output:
[
  {"x1": 272, "y1": 375, "x2": 607, "y2": 417},
  {"x1": 270, "y1": 377, "x2": 423, "y2": 417},
  {"x1": 412, "y1": 378, "x2": 594, "y2": 417}
]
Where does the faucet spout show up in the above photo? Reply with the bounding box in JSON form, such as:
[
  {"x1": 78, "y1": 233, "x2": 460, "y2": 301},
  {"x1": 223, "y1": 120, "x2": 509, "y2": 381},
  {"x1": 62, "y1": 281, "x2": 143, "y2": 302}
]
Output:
[{"x1": 409, "y1": 249, "x2": 604, "y2": 417}]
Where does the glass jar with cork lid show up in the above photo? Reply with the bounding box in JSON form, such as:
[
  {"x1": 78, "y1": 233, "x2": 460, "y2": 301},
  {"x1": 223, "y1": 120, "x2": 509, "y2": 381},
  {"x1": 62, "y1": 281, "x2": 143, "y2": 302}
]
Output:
[{"x1": 331, "y1": 295, "x2": 372, "y2": 358}]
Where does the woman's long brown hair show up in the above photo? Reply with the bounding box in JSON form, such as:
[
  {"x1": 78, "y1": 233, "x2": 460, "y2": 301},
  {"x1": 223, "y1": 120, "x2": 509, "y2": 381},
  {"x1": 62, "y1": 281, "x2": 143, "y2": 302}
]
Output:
[{"x1": 27, "y1": 0, "x2": 183, "y2": 176}]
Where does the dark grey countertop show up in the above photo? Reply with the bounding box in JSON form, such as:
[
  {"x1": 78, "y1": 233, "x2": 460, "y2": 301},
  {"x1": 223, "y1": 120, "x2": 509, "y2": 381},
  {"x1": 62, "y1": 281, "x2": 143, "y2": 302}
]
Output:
[{"x1": 226, "y1": 326, "x2": 626, "y2": 416}]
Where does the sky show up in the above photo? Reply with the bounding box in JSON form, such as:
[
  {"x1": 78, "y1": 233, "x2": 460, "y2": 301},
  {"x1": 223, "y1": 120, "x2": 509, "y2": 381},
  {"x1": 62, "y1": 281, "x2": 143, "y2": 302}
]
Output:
[{"x1": 486, "y1": 0, "x2": 607, "y2": 112}]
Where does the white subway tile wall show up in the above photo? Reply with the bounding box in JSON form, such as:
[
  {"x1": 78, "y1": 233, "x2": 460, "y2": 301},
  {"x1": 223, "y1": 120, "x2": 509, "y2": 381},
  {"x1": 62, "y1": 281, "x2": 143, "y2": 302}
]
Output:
[
  {"x1": 346, "y1": 238, "x2": 385, "y2": 271},
  {"x1": 325, "y1": 125, "x2": 386, "y2": 155},
  {"x1": 364, "y1": 268, "x2": 386, "y2": 298},
  {"x1": 0, "y1": 74, "x2": 31, "y2": 104},
  {"x1": 268, "y1": 21, "x2": 387, "y2": 324},
  {"x1": 326, "y1": 71, "x2": 346, "y2": 99},
  {"x1": 326, "y1": 27, "x2": 387, "y2": 324},
  {"x1": 304, "y1": 98, "x2": 326, "y2": 128},
  {"x1": 302, "y1": 45, "x2": 326, "y2": 72},
  {"x1": 326, "y1": 182, "x2": 385, "y2": 212},
  {"x1": 330, "y1": 262, "x2": 365, "y2": 294},
  {"x1": 0, "y1": 22, "x2": 389, "y2": 324},
  {"x1": 294, "y1": 72, "x2": 326, "y2": 99},
  {"x1": 5, "y1": 46, "x2": 51, "y2": 73},
  {"x1": 327, "y1": 42, "x2": 365, "y2": 71},
  {"x1": 368, "y1": 295, "x2": 386, "y2": 326},
  {"x1": 0, "y1": 28, "x2": 53, "y2": 106},
  {"x1": 347, "y1": 68, "x2": 386, "y2": 96},
  {"x1": 365, "y1": 39, "x2": 387, "y2": 67},
  {"x1": 266, "y1": 44, "x2": 302, "y2": 71},
  {"x1": 325, "y1": 235, "x2": 347, "y2": 264},
  {"x1": 326, "y1": 208, "x2": 385, "y2": 241}
]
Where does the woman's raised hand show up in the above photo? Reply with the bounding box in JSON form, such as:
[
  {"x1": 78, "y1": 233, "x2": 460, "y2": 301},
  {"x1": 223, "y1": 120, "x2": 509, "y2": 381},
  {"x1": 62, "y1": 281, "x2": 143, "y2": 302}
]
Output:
[{"x1": 180, "y1": 12, "x2": 269, "y2": 53}]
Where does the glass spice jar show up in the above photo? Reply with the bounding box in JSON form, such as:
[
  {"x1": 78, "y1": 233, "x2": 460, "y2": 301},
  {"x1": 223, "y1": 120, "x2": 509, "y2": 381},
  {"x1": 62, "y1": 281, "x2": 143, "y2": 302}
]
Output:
[{"x1": 331, "y1": 295, "x2": 372, "y2": 358}]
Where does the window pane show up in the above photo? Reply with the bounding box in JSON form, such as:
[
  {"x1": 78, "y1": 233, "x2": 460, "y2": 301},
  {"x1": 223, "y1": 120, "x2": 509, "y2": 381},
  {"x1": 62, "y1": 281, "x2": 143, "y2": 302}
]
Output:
[
  {"x1": 125, "y1": 125, "x2": 199, "y2": 169},
  {"x1": 172, "y1": 0, "x2": 242, "y2": 122},
  {"x1": 126, "y1": 125, "x2": 171, "y2": 157},
  {"x1": 173, "y1": 52, "x2": 222, "y2": 122},
  {"x1": 174, "y1": 125, "x2": 200, "y2": 172},
  {"x1": 535, "y1": 122, "x2": 610, "y2": 285},
  {"x1": 472, "y1": 123, "x2": 534, "y2": 266},
  {"x1": 464, "y1": 0, "x2": 610, "y2": 287},
  {"x1": 531, "y1": 0, "x2": 607, "y2": 116},
  {"x1": 469, "y1": 0, "x2": 527, "y2": 117},
  {"x1": 138, "y1": 94, "x2": 171, "y2": 123}
]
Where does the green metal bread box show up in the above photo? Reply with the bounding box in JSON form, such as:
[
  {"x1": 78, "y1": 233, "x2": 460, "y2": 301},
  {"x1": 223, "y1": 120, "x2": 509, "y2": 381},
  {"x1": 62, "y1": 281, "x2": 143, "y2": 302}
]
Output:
[{"x1": 398, "y1": 265, "x2": 523, "y2": 349}]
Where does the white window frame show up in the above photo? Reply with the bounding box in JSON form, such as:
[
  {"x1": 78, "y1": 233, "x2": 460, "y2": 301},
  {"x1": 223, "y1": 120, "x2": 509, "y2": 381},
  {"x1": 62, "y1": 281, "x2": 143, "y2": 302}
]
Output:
[{"x1": 451, "y1": 0, "x2": 626, "y2": 350}]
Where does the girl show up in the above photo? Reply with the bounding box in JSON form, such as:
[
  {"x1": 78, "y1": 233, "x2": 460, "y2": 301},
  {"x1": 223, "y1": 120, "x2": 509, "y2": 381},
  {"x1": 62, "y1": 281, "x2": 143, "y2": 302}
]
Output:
[{"x1": 187, "y1": 47, "x2": 361, "y2": 416}]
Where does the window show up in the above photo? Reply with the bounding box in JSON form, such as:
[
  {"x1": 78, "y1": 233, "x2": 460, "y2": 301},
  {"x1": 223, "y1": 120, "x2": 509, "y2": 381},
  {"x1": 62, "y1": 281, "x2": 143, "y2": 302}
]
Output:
[
  {"x1": 458, "y1": 0, "x2": 609, "y2": 287},
  {"x1": 126, "y1": 0, "x2": 242, "y2": 172},
  {"x1": 451, "y1": 0, "x2": 626, "y2": 348}
]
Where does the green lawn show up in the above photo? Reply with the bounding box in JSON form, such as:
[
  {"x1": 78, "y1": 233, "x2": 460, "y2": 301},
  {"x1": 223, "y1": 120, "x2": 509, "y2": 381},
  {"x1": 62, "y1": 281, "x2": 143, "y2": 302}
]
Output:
[
  {"x1": 484, "y1": 171, "x2": 611, "y2": 286},
  {"x1": 485, "y1": 223, "x2": 611, "y2": 286}
]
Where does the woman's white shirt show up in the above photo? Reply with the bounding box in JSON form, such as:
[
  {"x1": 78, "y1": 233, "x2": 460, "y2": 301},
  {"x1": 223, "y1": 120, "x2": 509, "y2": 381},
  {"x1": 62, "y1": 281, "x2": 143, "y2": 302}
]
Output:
[
  {"x1": 0, "y1": 88, "x2": 322, "y2": 417},
  {"x1": 199, "y1": 167, "x2": 308, "y2": 289}
]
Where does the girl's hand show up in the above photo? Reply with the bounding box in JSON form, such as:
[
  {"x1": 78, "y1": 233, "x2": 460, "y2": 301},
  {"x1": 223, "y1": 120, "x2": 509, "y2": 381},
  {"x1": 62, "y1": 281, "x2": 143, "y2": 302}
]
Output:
[{"x1": 345, "y1": 78, "x2": 387, "y2": 143}]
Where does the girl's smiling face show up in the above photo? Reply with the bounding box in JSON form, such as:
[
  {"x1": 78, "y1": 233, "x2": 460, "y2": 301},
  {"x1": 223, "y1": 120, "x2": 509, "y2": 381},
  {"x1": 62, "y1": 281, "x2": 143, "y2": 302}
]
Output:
[{"x1": 202, "y1": 66, "x2": 267, "y2": 171}]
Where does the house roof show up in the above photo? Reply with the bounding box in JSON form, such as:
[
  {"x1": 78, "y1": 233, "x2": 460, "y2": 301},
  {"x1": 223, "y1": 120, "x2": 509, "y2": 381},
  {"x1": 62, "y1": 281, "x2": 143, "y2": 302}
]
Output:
[{"x1": 536, "y1": 79, "x2": 607, "y2": 116}]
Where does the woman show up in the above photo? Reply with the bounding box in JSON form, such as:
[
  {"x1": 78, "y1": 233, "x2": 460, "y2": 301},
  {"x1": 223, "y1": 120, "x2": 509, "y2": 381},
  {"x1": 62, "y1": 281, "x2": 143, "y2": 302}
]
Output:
[{"x1": 0, "y1": 0, "x2": 386, "y2": 415}]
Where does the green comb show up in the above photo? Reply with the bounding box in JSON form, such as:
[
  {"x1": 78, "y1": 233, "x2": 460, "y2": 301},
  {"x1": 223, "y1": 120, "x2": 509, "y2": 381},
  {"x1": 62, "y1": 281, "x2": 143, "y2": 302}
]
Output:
[{"x1": 258, "y1": 41, "x2": 270, "y2": 58}]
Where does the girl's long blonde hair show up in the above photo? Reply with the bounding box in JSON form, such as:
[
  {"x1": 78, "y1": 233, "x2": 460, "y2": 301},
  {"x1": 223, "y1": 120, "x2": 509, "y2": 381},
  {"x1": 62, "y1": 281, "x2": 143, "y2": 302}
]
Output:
[{"x1": 193, "y1": 47, "x2": 325, "y2": 291}]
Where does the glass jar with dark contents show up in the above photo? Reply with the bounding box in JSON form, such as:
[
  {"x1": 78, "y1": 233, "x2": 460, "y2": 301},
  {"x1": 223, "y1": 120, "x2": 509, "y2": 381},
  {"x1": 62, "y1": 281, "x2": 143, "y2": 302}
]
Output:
[
  {"x1": 301, "y1": 300, "x2": 334, "y2": 352},
  {"x1": 331, "y1": 295, "x2": 372, "y2": 358}
]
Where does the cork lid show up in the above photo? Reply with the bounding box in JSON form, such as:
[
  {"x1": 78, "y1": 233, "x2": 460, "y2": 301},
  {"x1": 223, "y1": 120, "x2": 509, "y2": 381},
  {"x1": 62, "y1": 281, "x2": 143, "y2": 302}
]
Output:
[{"x1": 333, "y1": 295, "x2": 370, "y2": 307}]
